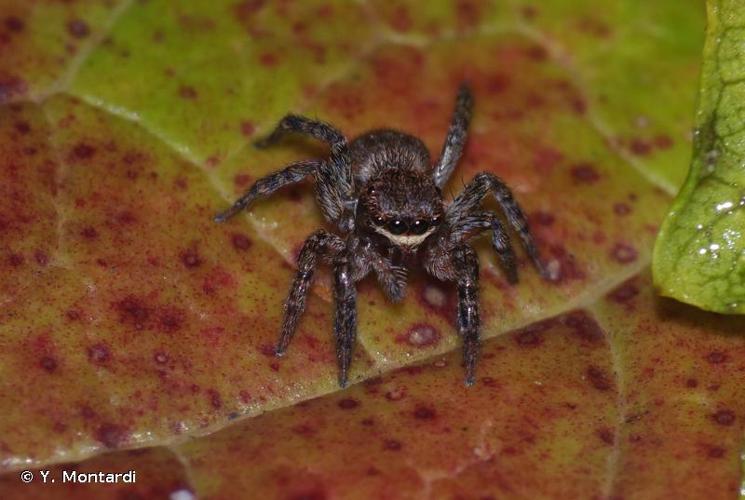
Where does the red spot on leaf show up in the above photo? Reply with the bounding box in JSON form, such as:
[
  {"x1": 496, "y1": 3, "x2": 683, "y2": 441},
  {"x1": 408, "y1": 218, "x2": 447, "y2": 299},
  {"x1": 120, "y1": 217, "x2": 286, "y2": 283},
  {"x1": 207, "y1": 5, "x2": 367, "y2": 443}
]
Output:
[
  {"x1": 87, "y1": 344, "x2": 110, "y2": 365},
  {"x1": 530, "y1": 210, "x2": 555, "y2": 226},
  {"x1": 233, "y1": 0, "x2": 267, "y2": 19},
  {"x1": 586, "y1": 365, "x2": 613, "y2": 391},
  {"x1": 577, "y1": 17, "x2": 611, "y2": 38},
  {"x1": 0, "y1": 76, "x2": 27, "y2": 102},
  {"x1": 231, "y1": 232, "x2": 252, "y2": 251},
  {"x1": 207, "y1": 389, "x2": 222, "y2": 409},
  {"x1": 234, "y1": 173, "x2": 252, "y2": 189},
  {"x1": 95, "y1": 423, "x2": 127, "y2": 448},
  {"x1": 526, "y1": 45, "x2": 548, "y2": 61},
  {"x1": 629, "y1": 138, "x2": 652, "y2": 156},
  {"x1": 546, "y1": 244, "x2": 585, "y2": 283},
  {"x1": 72, "y1": 143, "x2": 96, "y2": 159},
  {"x1": 114, "y1": 295, "x2": 150, "y2": 329},
  {"x1": 563, "y1": 311, "x2": 604, "y2": 343},
  {"x1": 533, "y1": 146, "x2": 563, "y2": 173},
  {"x1": 397, "y1": 323, "x2": 440, "y2": 348},
  {"x1": 158, "y1": 307, "x2": 184, "y2": 332},
  {"x1": 455, "y1": 0, "x2": 483, "y2": 29},
  {"x1": 712, "y1": 410, "x2": 735, "y2": 426},
  {"x1": 521, "y1": 5, "x2": 538, "y2": 20},
  {"x1": 40, "y1": 356, "x2": 58, "y2": 373},
  {"x1": 570, "y1": 163, "x2": 600, "y2": 183},
  {"x1": 597, "y1": 428, "x2": 614, "y2": 445},
  {"x1": 485, "y1": 73, "x2": 510, "y2": 94},
  {"x1": 240, "y1": 121, "x2": 255, "y2": 137},
  {"x1": 707, "y1": 351, "x2": 727, "y2": 364},
  {"x1": 414, "y1": 406, "x2": 436, "y2": 420},
  {"x1": 80, "y1": 226, "x2": 98, "y2": 239},
  {"x1": 514, "y1": 318, "x2": 556, "y2": 347},
  {"x1": 385, "y1": 386, "x2": 406, "y2": 401},
  {"x1": 418, "y1": 282, "x2": 455, "y2": 321},
  {"x1": 4, "y1": 16, "x2": 24, "y2": 32},
  {"x1": 34, "y1": 250, "x2": 49, "y2": 266},
  {"x1": 389, "y1": 5, "x2": 412, "y2": 32},
  {"x1": 613, "y1": 202, "x2": 632, "y2": 216},
  {"x1": 8, "y1": 253, "x2": 23, "y2": 266},
  {"x1": 80, "y1": 405, "x2": 96, "y2": 420},
  {"x1": 179, "y1": 85, "x2": 198, "y2": 99},
  {"x1": 653, "y1": 134, "x2": 674, "y2": 150},
  {"x1": 67, "y1": 19, "x2": 90, "y2": 38},
  {"x1": 14, "y1": 120, "x2": 30, "y2": 134},
  {"x1": 607, "y1": 281, "x2": 639, "y2": 304},
  {"x1": 338, "y1": 398, "x2": 359, "y2": 410},
  {"x1": 611, "y1": 243, "x2": 637, "y2": 264},
  {"x1": 292, "y1": 424, "x2": 316, "y2": 437},
  {"x1": 259, "y1": 52, "x2": 279, "y2": 66},
  {"x1": 383, "y1": 439, "x2": 402, "y2": 451},
  {"x1": 180, "y1": 247, "x2": 202, "y2": 268}
]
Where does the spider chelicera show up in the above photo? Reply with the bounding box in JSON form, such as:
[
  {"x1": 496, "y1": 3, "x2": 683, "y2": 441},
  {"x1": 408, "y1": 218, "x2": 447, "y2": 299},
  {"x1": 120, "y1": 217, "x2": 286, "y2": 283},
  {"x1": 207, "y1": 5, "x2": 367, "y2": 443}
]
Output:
[{"x1": 215, "y1": 84, "x2": 547, "y2": 387}]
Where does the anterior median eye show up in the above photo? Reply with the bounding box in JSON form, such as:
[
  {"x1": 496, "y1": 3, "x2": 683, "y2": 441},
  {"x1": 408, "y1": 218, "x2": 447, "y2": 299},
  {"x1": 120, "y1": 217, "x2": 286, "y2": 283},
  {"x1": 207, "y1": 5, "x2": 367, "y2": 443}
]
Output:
[
  {"x1": 388, "y1": 220, "x2": 407, "y2": 235},
  {"x1": 411, "y1": 220, "x2": 430, "y2": 235}
]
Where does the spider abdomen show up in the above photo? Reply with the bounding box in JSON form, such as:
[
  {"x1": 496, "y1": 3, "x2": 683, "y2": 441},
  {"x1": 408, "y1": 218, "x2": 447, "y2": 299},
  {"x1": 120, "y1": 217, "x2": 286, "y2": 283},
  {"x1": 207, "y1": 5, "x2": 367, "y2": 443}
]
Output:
[{"x1": 349, "y1": 129, "x2": 431, "y2": 186}]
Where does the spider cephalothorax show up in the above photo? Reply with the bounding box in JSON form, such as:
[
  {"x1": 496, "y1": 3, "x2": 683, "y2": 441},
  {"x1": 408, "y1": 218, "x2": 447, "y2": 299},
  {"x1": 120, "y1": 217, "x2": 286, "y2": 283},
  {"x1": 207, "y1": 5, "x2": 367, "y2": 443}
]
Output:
[
  {"x1": 360, "y1": 167, "x2": 444, "y2": 249},
  {"x1": 215, "y1": 85, "x2": 547, "y2": 387}
]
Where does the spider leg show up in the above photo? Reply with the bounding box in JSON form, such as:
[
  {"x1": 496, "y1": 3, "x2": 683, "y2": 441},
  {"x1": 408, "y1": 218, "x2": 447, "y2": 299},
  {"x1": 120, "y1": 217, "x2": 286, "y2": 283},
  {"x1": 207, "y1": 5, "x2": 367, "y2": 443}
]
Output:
[
  {"x1": 432, "y1": 84, "x2": 473, "y2": 189},
  {"x1": 454, "y1": 245, "x2": 480, "y2": 386},
  {"x1": 332, "y1": 254, "x2": 357, "y2": 388},
  {"x1": 275, "y1": 230, "x2": 345, "y2": 356},
  {"x1": 255, "y1": 114, "x2": 347, "y2": 156},
  {"x1": 450, "y1": 211, "x2": 518, "y2": 284},
  {"x1": 448, "y1": 172, "x2": 547, "y2": 279},
  {"x1": 214, "y1": 159, "x2": 319, "y2": 222},
  {"x1": 255, "y1": 114, "x2": 356, "y2": 232},
  {"x1": 422, "y1": 235, "x2": 481, "y2": 385}
]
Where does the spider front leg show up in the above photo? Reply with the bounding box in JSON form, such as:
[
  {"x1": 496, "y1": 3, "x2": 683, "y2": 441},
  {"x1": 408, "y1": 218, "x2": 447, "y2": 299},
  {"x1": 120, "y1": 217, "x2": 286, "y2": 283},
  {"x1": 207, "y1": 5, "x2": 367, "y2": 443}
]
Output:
[
  {"x1": 333, "y1": 255, "x2": 357, "y2": 388},
  {"x1": 423, "y1": 240, "x2": 481, "y2": 385},
  {"x1": 275, "y1": 230, "x2": 345, "y2": 356},
  {"x1": 454, "y1": 245, "x2": 480, "y2": 386},
  {"x1": 214, "y1": 159, "x2": 320, "y2": 222},
  {"x1": 448, "y1": 172, "x2": 548, "y2": 279}
]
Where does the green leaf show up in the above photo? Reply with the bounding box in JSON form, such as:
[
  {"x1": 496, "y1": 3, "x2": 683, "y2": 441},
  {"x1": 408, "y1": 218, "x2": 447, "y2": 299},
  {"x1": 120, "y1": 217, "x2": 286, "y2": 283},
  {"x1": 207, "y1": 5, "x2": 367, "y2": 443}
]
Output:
[{"x1": 654, "y1": 0, "x2": 745, "y2": 313}]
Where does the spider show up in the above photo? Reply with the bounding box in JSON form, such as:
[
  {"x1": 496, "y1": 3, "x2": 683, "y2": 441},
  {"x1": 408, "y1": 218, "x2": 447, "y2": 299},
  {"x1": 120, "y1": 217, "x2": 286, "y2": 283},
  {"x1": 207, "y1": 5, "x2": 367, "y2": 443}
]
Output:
[{"x1": 215, "y1": 84, "x2": 547, "y2": 388}]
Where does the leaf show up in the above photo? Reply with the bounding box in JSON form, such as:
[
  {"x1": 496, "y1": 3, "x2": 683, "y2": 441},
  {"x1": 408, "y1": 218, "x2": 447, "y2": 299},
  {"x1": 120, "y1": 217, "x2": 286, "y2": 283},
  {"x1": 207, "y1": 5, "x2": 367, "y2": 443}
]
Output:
[
  {"x1": 3, "y1": 0, "x2": 739, "y2": 499},
  {"x1": 653, "y1": 0, "x2": 745, "y2": 314}
]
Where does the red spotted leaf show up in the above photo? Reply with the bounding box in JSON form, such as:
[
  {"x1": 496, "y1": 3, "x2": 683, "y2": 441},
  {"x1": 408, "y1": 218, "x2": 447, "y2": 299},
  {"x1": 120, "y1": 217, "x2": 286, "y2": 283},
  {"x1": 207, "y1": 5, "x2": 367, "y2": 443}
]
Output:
[{"x1": 2, "y1": 1, "x2": 738, "y2": 499}]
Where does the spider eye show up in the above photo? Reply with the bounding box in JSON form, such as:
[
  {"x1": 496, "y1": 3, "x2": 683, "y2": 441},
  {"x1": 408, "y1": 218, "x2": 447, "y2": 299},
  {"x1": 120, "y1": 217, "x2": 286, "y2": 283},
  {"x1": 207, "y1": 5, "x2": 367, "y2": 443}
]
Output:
[
  {"x1": 387, "y1": 220, "x2": 407, "y2": 235},
  {"x1": 374, "y1": 216, "x2": 385, "y2": 226},
  {"x1": 432, "y1": 216, "x2": 442, "y2": 225},
  {"x1": 411, "y1": 220, "x2": 430, "y2": 235}
]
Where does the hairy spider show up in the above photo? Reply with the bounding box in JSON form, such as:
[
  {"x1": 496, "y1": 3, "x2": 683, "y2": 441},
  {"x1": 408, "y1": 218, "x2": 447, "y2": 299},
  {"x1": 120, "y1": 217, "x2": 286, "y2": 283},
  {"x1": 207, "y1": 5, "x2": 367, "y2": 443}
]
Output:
[{"x1": 215, "y1": 85, "x2": 547, "y2": 387}]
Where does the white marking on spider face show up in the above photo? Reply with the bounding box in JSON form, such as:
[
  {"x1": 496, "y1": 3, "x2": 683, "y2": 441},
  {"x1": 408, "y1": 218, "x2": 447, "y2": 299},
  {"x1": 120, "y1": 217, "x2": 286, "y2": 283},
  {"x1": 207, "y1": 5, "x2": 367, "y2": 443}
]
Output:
[{"x1": 373, "y1": 226, "x2": 436, "y2": 247}]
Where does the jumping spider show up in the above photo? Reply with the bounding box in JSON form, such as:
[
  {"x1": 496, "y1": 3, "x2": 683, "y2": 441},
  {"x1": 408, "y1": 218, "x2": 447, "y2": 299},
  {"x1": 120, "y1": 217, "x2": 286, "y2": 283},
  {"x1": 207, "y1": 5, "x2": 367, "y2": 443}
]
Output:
[{"x1": 215, "y1": 85, "x2": 547, "y2": 387}]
